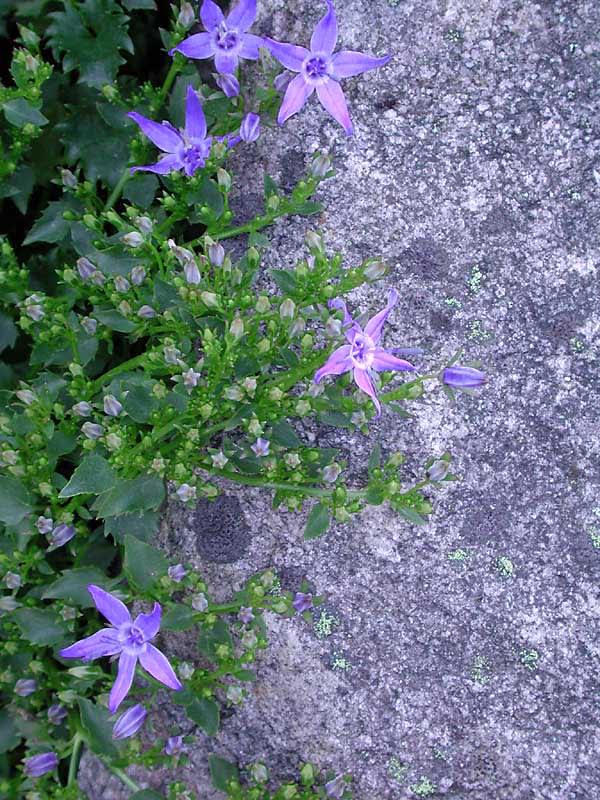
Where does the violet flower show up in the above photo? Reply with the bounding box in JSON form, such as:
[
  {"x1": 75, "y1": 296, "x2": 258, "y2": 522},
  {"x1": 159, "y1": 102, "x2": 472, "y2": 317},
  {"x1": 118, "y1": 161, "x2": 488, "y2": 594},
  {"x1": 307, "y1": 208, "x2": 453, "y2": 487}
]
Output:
[
  {"x1": 265, "y1": 0, "x2": 390, "y2": 135},
  {"x1": 23, "y1": 752, "x2": 58, "y2": 778},
  {"x1": 442, "y1": 365, "x2": 486, "y2": 389},
  {"x1": 15, "y1": 678, "x2": 37, "y2": 697},
  {"x1": 112, "y1": 703, "x2": 147, "y2": 739},
  {"x1": 169, "y1": 0, "x2": 262, "y2": 82},
  {"x1": 59, "y1": 585, "x2": 182, "y2": 713},
  {"x1": 47, "y1": 704, "x2": 68, "y2": 725},
  {"x1": 314, "y1": 289, "x2": 415, "y2": 417},
  {"x1": 48, "y1": 523, "x2": 76, "y2": 550},
  {"x1": 128, "y1": 86, "x2": 212, "y2": 177},
  {"x1": 251, "y1": 438, "x2": 270, "y2": 457},
  {"x1": 292, "y1": 592, "x2": 313, "y2": 613},
  {"x1": 165, "y1": 734, "x2": 185, "y2": 755}
]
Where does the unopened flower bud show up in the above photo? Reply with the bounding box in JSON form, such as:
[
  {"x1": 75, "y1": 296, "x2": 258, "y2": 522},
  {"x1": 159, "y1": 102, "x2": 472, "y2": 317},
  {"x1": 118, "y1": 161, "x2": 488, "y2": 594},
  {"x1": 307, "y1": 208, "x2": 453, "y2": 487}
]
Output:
[
  {"x1": 177, "y1": 1, "x2": 195, "y2": 27},
  {"x1": 279, "y1": 299, "x2": 296, "y2": 320},
  {"x1": 240, "y1": 113, "x2": 260, "y2": 143},
  {"x1": 255, "y1": 296, "x2": 270, "y2": 313},
  {"x1": 305, "y1": 231, "x2": 323, "y2": 252},
  {"x1": 165, "y1": 734, "x2": 185, "y2": 755},
  {"x1": 184, "y1": 260, "x2": 201, "y2": 284},
  {"x1": 103, "y1": 395, "x2": 122, "y2": 417},
  {"x1": 323, "y1": 463, "x2": 341, "y2": 483},
  {"x1": 217, "y1": 168, "x2": 231, "y2": 191},
  {"x1": 72, "y1": 401, "x2": 92, "y2": 417},
  {"x1": 4, "y1": 572, "x2": 21, "y2": 590},
  {"x1": 224, "y1": 386, "x2": 243, "y2": 401},
  {"x1": 48, "y1": 523, "x2": 75, "y2": 549},
  {"x1": 119, "y1": 301, "x2": 132, "y2": 316},
  {"x1": 250, "y1": 763, "x2": 268, "y2": 783},
  {"x1": 112, "y1": 704, "x2": 147, "y2": 740},
  {"x1": 191, "y1": 593, "x2": 208, "y2": 612},
  {"x1": 16, "y1": 389, "x2": 35, "y2": 405},
  {"x1": 82, "y1": 422, "x2": 103, "y2": 439},
  {"x1": 215, "y1": 72, "x2": 240, "y2": 97},
  {"x1": 168, "y1": 564, "x2": 187, "y2": 583},
  {"x1": 122, "y1": 231, "x2": 144, "y2": 248},
  {"x1": 291, "y1": 317, "x2": 306, "y2": 336},
  {"x1": 269, "y1": 387, "x2": 284, "y2": 402},
  {"x1": 226, "y1": 686, "x2": 243, "y2": 704},
  {"x1": 47, "y1": 704, "x2": 68, "y2": 725},
  {"x1": 130, "y1": 265, "x2": 146, "y2": 285},
  {"x1": 229, "y1": 317, "x2": 244, "y2": 339},
  {"x1": 138, "y1": 305, "x2": 156, "y2": 319},
  {"x1": 325, "y1": 775, "x2": 346, "y2": 799},
  {"x1": 90, "y1": 270, "x2": 105, "y2": 286},
  {"x1": 24, "y1": 752, "x2": 58, "y2": 778},
  {"x1": 311, "y1": 154, "x2": 331, "y2": 178},
  {"x1": 114, "y1": 276, "x2": 130, "y2": 293},
  {"x1": 178, "y1": 662, "x2": 195, "y2": 680},
  {"x1": 15, "y1": 678, "x2": 37, "y2": 696},
  {"x1": 364, "y1": 260, "x2": 387, "y2": 281},
  {"x1": 61, "y1": 169, "x2": 77, "y2": 188},
  {"x1": 427, "y1": 459, "x2": 450, "y2": 482},
  {"x1": 134, "y1": 216, "x2": 153, "y2": 235},
  {"x1": 76, "y1": 257, "x2": 95, "y2": 280},
  {"x1": 36, "y1": 516, "x2": 54, "y2": 534},
  {"x1": 200, "y1": 291, "x2": 218, "y2": 308},
  {"x1": 208, "y1": 242, "x2": 225, "y2": 267},
  {"x1": 25, "y1": 304, "x2": 44, "y2": 321},
  {"x1": 295, "y1": 399, "x2": 311, "y2": 415},
  {"x1": 176, "y1": 483, "x2": 196, "y2": 503},
  {"x1": 442, "y1": 365, "x2": 486, "y2": 389},
  {"x1": 105, "y1": 433, "x2": 122, "y2": 451},
  {"x1": 80, "y1": 317, "x2": 97, "y2": 335}
]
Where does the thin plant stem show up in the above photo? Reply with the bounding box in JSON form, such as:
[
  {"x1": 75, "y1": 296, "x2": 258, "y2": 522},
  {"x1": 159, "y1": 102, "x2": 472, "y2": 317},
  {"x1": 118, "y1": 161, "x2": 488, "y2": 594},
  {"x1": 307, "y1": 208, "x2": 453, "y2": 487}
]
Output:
[{"x1": 67, "y1": 732, "x2": 84, "y2": 786}]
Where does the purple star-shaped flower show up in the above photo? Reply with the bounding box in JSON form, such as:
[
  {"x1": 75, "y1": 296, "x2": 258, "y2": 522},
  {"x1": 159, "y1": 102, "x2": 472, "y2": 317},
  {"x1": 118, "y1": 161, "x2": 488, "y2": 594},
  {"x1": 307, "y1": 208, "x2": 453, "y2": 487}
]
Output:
[
  {"x1": 169, "y1": 0, "x2": 262, "y2": 81},
  {"x1": 265, "y1": 0, "x2": 390, "y2": 135},
  {"x1": 314, "y1": 289, "x2": 415, "y2": 417},
  {"x1": 128, "y1": 86, "x2": 211, "y2": 177},
  {"x1": 59, "y1": 585, "x2": 182, "y2": 714}
]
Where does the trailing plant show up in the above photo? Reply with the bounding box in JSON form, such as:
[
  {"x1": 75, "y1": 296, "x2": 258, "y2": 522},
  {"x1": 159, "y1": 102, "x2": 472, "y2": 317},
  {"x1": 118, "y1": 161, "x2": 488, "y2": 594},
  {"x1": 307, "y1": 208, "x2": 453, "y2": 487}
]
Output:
[{"x1": 0, "y1": 0, "x2": 485, "y2": 797}]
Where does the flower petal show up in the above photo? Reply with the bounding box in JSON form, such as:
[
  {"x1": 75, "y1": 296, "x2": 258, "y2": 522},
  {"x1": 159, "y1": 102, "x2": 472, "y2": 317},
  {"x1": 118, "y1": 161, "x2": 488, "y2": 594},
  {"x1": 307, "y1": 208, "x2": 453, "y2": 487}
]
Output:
[
  {"x1": 330, "y1": 50, "x2": 391, "y2": 78},
  {"x1": 370, "y1": 349, "x2": 416, "y2": 372},
  {"x1": 59, "y1": 628, "x2": 121, "y2": 661},
  {"x1": 139, "y1": 644, "x2": 183, "y2": 691},
  {"x1": 314, "y1": 344, "x2": 352, "y2": 383},
  {"x1": 88, "y1": 585, "x2": 131, "y2": 627},
  {"x1": 169, "y1": 32, "x2": 215, "y2": 60},
  {"x1": 214, "y1": 50, "x2": 239, "y2": 74},
  {"x1": 127, "y1": 112, "x2": 182, "y2": 153},
  {"x1": 227, "y1": 0, "x2": 256, "y2": 31},
  {"x1": 264, "y1": 38, "x2": 309, "y2": 71},
  {"x1": 316, "y1": 79, "x2": 353, "y2": 135},
  {"x1": 238, "y1": 32, "x2": 263, "y2": 60},
  {"x1": 364, "y1": 288, "x2": 399, "y2": 343},
  {"x1": 131, "y1": 154, "x2": 183, "y2": 175},
  {"x1": 200, "y1": 0, "x2": 224, "y2": 30},
  {"x1": 184, "y1": 86, "x2": 207, "y2": 140},
  {"x1": 108, "y1": 652, "x2": 137, "y2": 713},
  {"x1": 310, "y1": 0, "x2": 337, "y2": 55},
  {"x1": 133, "y1": 602, "x2": 161, "y2": 642},
  {"x1": 353, "y1": 367, "x2": 381, "y2": 417},
  {"x1": 278, "y1": 74, "x2": 314, "y2": 125}
]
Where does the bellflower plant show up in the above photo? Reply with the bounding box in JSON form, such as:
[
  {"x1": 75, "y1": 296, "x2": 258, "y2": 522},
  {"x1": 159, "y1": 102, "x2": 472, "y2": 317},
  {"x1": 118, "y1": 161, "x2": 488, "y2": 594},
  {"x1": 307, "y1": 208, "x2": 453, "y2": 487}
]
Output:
[
  {"x1": 266, "y1": 0, "x2": 391, "y2": 134},
  {"x1": 0, "y1": 1, "x2": 486, "y2": 797}
]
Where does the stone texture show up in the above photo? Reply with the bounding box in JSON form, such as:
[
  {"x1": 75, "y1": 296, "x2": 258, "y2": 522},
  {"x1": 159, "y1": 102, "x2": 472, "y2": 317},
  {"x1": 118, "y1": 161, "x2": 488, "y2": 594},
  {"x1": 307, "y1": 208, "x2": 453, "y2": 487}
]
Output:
[{"x1": 79, "y1": 1, "x2": 600, "y2": 798}]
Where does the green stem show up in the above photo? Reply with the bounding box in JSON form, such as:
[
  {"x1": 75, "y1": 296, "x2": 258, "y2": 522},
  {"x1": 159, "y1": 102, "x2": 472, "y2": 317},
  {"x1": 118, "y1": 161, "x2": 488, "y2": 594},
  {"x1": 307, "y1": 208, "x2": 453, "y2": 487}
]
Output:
[
  {"x1": 104, "y1": 763, "x2": 141, "y2": 793},
  {"x1": 210, "y1": 469, "x2": 363, "y2": 499},
  {"x1": 67, "y1": 732, "x2": 84, "y2": 787},
  {"x1": 104, "y1": 169, "x2": 130, "y2": 212},
  {"x1": 157, "y1": 61, "x2": 180, "y2": 106},
  {"x1": 90, "y1": 353, "x2": 148, "y2": 392}
]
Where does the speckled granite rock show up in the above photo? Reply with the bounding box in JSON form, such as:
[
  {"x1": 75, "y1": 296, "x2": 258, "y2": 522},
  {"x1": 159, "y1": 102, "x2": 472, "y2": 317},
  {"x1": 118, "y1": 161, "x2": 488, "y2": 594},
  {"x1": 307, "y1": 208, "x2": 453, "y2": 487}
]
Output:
[{"x1": 79, "y1": 1, "x2": 600, "y2": 798}]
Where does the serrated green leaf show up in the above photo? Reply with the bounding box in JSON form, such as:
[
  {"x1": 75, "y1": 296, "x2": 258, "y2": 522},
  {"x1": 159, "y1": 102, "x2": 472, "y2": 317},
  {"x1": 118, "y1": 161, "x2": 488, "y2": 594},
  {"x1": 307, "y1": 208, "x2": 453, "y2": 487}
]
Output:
[
  {"x1": 0, "y1": 476, "x2": 33, "y2": 525},
  {"x1": 0, "y1": 312, "x2": 17, "y2": 354},
  {"x1": 13, "y1": 607, "x2": 67, "y2": 646},
  {"x1": 304, "y1": 502, "x2": 330, "y2": 540},
  {"x1": 122, "y1": 173, "x2": 158, "y2": 208},
  {"x1": 23, "y1": 200, "x2": 72, "y2": 245},
  {"x1": 209, "y1": 754, "x2": 239, "y2": 792},
  {"x1": 186, "y1": 697, "x2": 219, "y2": 736},
  {"x1": 59, "y1": 455, "x2": 118, "y2": 498},
  {"x1": 91, "y1": 474, "x2": 165, "y2": 517},
  {"x1": 124, "y1": 534, "x2": 168, "y2": 590},
  {"x1": 78, "y1": 698, "x2": 119, "y2": 758},
  {"x1": 162, "y1": 604, "x2": 196, "y2": 631},
  {"x1": 42, "y1": 568, "x2": 114, "y2": 606},
  {"x1": 47, "y1": 0, "x2": 133, "y2": 88},
  {"x1": 104, "y1": 510, "x2": 160, "y2": 543},
  {"x1": 2, "y1": 97, "x2": 48, "y2": 127}
]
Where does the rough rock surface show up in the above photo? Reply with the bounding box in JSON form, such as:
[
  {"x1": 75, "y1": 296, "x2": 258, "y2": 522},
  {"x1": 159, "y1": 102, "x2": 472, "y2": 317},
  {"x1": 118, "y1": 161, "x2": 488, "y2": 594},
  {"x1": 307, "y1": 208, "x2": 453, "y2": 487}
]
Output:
[{"x1": 80, "y1": 0, "x2": 600, "y2": 798}]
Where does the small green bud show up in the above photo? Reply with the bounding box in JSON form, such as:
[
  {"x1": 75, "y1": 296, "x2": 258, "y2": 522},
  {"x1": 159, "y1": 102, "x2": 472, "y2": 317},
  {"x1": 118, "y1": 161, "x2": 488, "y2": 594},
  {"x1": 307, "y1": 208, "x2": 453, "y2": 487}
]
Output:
[
  {"x1": 200, "y1": 291, "x2": 219, "y2": 308},
  {"x1": 255, "y1": 295, "x2": 270, "y2": 313},
  {"x1": 300, "y1": 763, "x2": 316, "y2": 785}
]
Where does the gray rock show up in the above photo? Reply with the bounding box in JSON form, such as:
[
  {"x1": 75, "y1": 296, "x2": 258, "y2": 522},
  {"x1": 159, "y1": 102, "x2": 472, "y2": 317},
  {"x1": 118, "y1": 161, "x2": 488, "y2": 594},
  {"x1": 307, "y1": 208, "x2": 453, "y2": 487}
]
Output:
[{"x1": 80, "y1": 0, "x2": 600, "y2": 798}]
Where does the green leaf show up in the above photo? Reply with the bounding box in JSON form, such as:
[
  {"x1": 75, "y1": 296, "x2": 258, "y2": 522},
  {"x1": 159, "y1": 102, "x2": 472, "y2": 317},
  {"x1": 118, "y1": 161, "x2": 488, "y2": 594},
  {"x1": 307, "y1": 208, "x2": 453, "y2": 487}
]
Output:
[
  {"x1": 128, "y1": 792, "x2": 165, "y2": 800},
  {"x1": 104, "y1": 510, "x2": 160, "y2": 543},
  {"x1": 162, "y1": 604, "x2": 196, "y2": 631},
  {"x1": 91, "y1": 474, "x2": 165, "y2": 517},
  {"x1": 59, "y1": 455, "x2": 118, "y2": 498},
  {"x1": 23, "y1": 200, "x2": 72, "y2": 245},
  {"x1": 368, "y1": 444, "x2": 382, "y2": 473},
  {"x1": 270, "y1": 420, "x2": 301, "y2": 448},
  {"x1": 365, "y1": 485, "x2": 385, "y2": 505},
  {"x1": 47, "y1": 0, "x2": 133, "y2": 88},
  {"x1": 78, "y1": 698, "x2": 119, "y2": 758},
  {"x1": 42, "y1": 568, "x2": 114, "y2": 606},
  {"x1": 13, "y1": 608, "x2": 67, "y2": 646},
  {"x1": 122, "y1": 0, "x2": 156, "y2": 8},
  {"x1": 398, "y1": 508, "x2": 428, "y2": 525},
  {"x1": 0, "y1": 709, "x2": 20, "y2": 753},
  {"x1": 124, "y1": 534, "x2": 168, "y2": 591},
  {"x1": 198, "y1": 620, "x2": 233, "y2": 659},
  {"x1": 122, "y1": 173, "x2": 158, "y2": 208},
  {"x1": 0, "y1": 476, "x2": 33, "y2": 525},
  {"x1": 270, "y1": 269, "x2": 297, "y2": 294},
  {"x1": 294, "y1": 200, "x2": 322, "y2": 216},
  {"x1": 93, "y1": 308, "x2": 137, "y2": 333},
  {"x1": 120, "y1": 384, "x2": 158, "y2": 423},
  {"x1": 1, "y1": 164, "x2": 35, "y2": 214},
  {"x1": 235, "y1": 669, "x2": 257, "y2": 681},
  {"x1": 0, "y1": 312, "x2": 17, "y2": 354},
  {"x1": 264, "y1": 174, "x2": 278, "y2": 198},
  {"x1": 318, "y1": 411, "x2": 353, "y2": 429},
  {"x1": 304, "y1": 502, "x2": 330, "y2": 540},
  {"x1": 186, "y1": 697, "x2": 220, "y2": 736},
  {"x1": 47, "y1": 430, "x2": 78, "y2": 461},
  {"x1": 209, "y1": 754, "x2": 239, "y2": 792},
  {"x1": 2, "y1": 97, "x2": 48, "y2": 127}
]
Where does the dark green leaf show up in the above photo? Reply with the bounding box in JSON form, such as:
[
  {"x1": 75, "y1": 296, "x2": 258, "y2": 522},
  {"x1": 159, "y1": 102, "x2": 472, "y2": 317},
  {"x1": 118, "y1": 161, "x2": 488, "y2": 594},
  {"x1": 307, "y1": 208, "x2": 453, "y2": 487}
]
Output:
[
  {"x1": 78, "y1": 698, "x2": 119, "y2": 758},
  {"x1": 122, "y1": 0, "x2": 156, "y2": 8},
  {"x1": 59, "y1": 455, "x2": 118, "y2": 498},
  {"x1": 23, "y1": 200, "x2": 72, "y2": 245},
  {"x1": 235, "y1": 669, "x2": 257, "y2": 681},
  {"x1": 128, "y1": 792, "x2": 165, "y2": 800},
  {"x1": 47, "y1": 0, "x2": 134, "y2": 88},
  {"x1": 91, "y1": 474, "x2": 165, "y2": 517},
  {"x1": 123, "y1": 534, "x2": 168, "y2": 591},
  {"x1": 42, "y1": 568, "x2": 114, "y2": 606},
  {"x1": 270, "y1": 420, "x2": 301, "y2": 448},
  {"x1": 0, "y1": 476, "x2": 33, "y2": 525},
  {"x1": 162, "y1": 604, "x2": 196, "y2": 631},
  {"x1": 13, "y1": 608, "x2": 67, "y2": 646},
  {"x1": 0, "y1": 312, "x2": 17, "y2": 354},
  {"x1": 2, "y1": 98, "x2": 48, "y2": 127},
  {"x1": 368, "y1": 444, "x2": 382, "y2": 473},
  {"x1": 209, "y1": 754, "x2": 239, "y2": 792},
  {"x1": 186, "y1": 697, "x2": 219, "y2": 736},
  {"x1": 398, "y1": 508, "x2": 428, "y2": 525},
  {"x1": 104, "y1": 510, "x2": 160, "y2": 543},
  {"x1": 123, "y1": 173, "x2": 158, "y2": 208},
  {"x1": 198, "y1": 619, "x2": 233, "y2": 659},
  {"x1": 121, "y1": 384, "x2": 158, "y2": 423},
  {"x1": 294, "y1": 200, "x2": 322, "y2": 216},
  {"x1": 270, "y1": 269, "x2": 297, "y2": 294},
  {"x1": 47, "y1": 430, "x2": 78, "y2": 461},
  {"x1": 263, "y1": 174, "x2": 278, "y2": 198},
  {"x1": 304, "y1": 502, "x2": 330, "y2": 540},
  {"x1": 318, "y1": 411, "x2": 353, "y2": 429},
  {"x1": 0, "y1": 709, "x2": 20, "y2": 753},
  {"x1": 365, "y1": 485, "x2": 385, "y2": 505},
  {"x1": 93, "y1": 308, "x2": 137, "y2": 333},
  {"x1": 1, "y1": 164, "x2": 35, "y2": 213}
]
